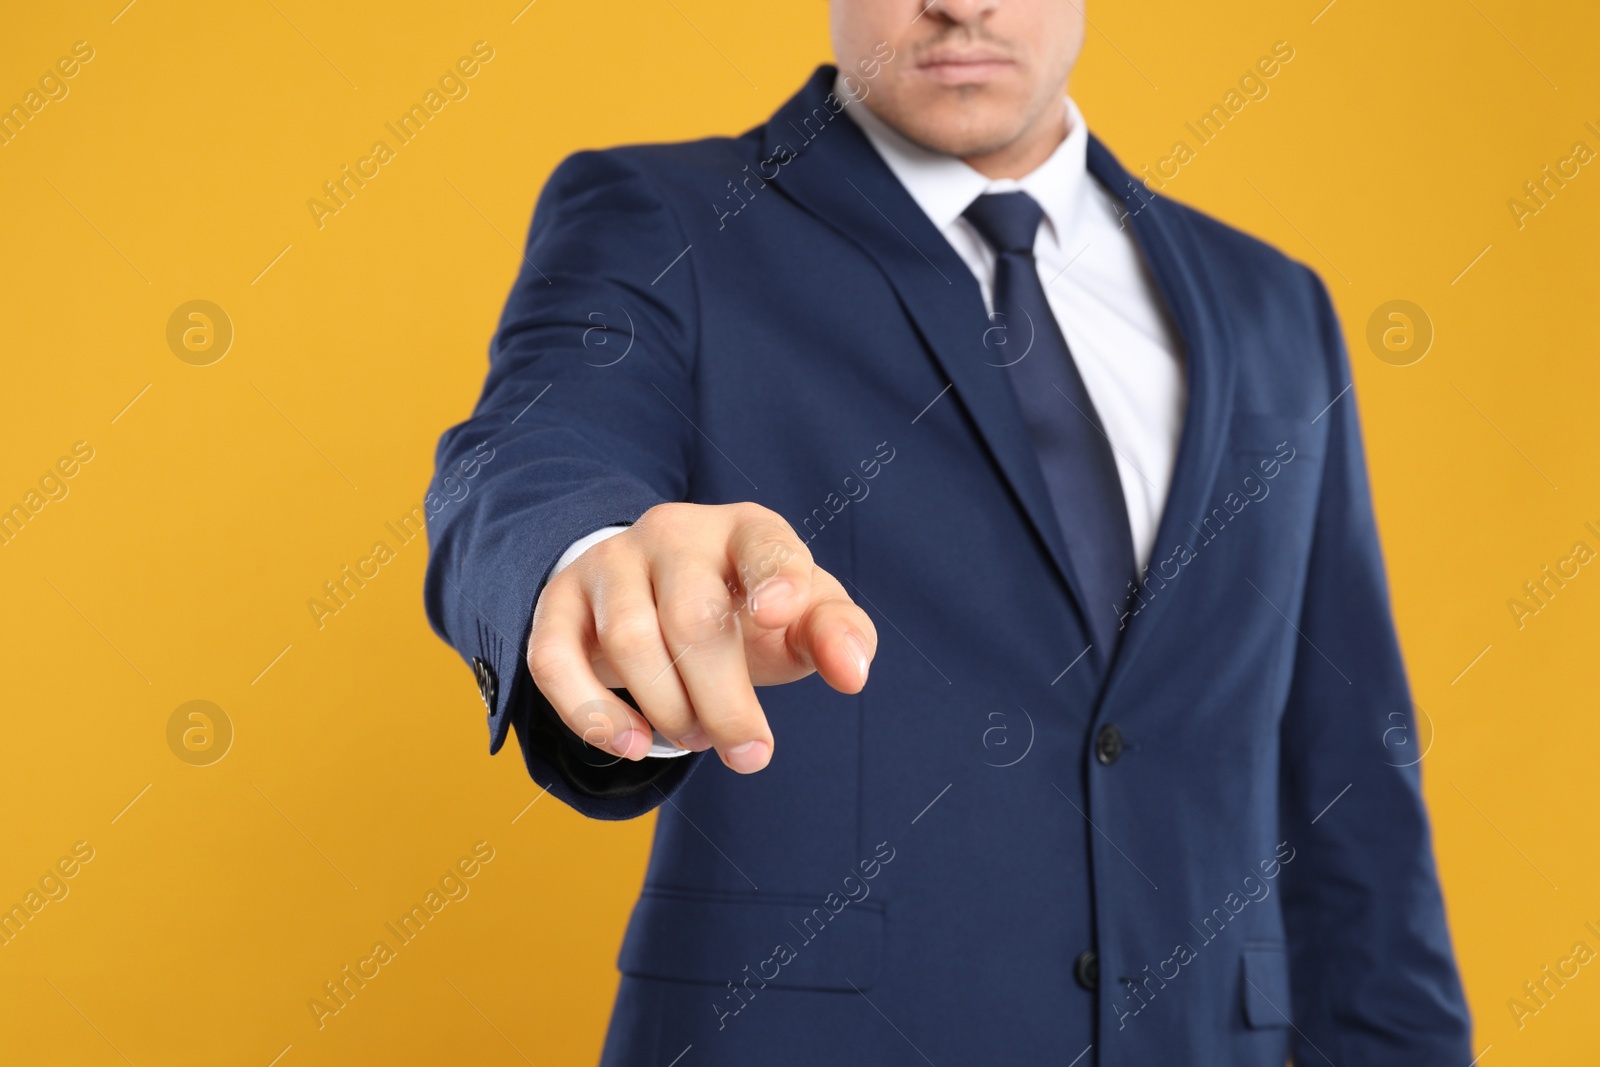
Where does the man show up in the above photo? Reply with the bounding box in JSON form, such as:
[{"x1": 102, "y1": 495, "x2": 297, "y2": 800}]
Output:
[{"x1": 423, "y1": 0, "x2": 1474, "y2": 1062}]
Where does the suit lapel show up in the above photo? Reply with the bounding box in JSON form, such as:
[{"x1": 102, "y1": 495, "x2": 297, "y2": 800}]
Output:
[
  {"x1": 760, "y1": 69, "x2": 1238, "y2": 683},
  {"x1": 1084, "y1": 136, "x2": 1238, "y2": 693},
  {"x1": 762, "y1": 69, "x2": 1105, "y2": 663}
]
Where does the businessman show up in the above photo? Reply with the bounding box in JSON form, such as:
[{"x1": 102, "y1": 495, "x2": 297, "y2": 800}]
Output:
[{"x1": 423, "y1": 0, "x2": 1473, "y2": 1062}]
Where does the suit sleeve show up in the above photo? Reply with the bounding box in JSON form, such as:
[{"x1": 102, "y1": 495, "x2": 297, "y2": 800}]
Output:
[
  {"x1": 422, "y1": 149, "x2": 708, "y2": 820},
  {"x1": 1276, "y1": 270, "x2": 1474, "y2": 1063}
]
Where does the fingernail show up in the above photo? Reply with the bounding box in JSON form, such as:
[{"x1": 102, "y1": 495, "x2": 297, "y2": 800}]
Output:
[
  {"x1": 676, "y1": 729, "x2": 712, "y2": 751},
  {"x1": 726, "y1": 739, "x2": 770, "y2": 773},
  {"x1": 612, "y1": 728, "x2": 647, "y2": 760},
  {"x1": 845, "y1": 632, "x2": 869, "y2": 684},
  {"x1": 749, "y1": 578, "x2": 794, "y2": 614}
]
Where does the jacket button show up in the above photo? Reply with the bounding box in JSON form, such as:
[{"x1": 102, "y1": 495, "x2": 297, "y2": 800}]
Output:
[
  {"x1": 1074, "y1": 949, "x2": 1098, "y2": 991},
  {"x1": 471, "y1": 656, "x2": 498, "y2": 711},
  {"x1": 1095, "y1": 724, "x2": 1124, "y2": 765}
]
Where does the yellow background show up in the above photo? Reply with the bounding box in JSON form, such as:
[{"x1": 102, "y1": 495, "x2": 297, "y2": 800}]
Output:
[{"x1": 2, "y1": 0, "x2": 1596, "y2": 1063}]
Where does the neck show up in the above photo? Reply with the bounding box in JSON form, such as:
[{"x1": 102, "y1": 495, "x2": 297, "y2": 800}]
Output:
[{"x1": 960, "y1": 97, "x2": 1069, "y2": 180}]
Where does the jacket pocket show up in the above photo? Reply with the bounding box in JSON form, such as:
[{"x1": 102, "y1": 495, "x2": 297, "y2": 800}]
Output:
[
  {"x1": 617, "y1": 888, "x2": 886, "y2": 992},
  {"x1": 1240, "y1": 943, "x2": 1293, "y2": 1028}
]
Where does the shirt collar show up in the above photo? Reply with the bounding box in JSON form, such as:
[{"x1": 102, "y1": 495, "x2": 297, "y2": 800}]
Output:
[{"x1": 837, "y1": 72, "x2": 1090, "y2": 244}]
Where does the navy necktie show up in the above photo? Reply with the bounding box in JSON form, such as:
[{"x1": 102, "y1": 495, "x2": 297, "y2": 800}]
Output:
[{"x1": 963, "y1": 191, "x2": 1136, "y2": 653}]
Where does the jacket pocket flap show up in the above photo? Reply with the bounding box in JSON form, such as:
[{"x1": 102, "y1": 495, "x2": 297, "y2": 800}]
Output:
[
  {"x1": 1240, "y1": 944, "x2": 1293, "y2": 1029},
  {"x1": 618, "y1": 889, "x2": 885, "y2": 992}
]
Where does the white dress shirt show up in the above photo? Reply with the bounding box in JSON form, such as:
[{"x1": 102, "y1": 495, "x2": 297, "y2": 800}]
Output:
[
  {"x1": 556, "y1": 90, "x2": 1186, "y2": 575},
  {"x1": 842, "y1": 85, "x2": 1186, "y2": 570}
]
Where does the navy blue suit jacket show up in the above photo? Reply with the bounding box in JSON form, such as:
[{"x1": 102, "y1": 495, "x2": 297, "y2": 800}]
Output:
[{"x1": 424, "y1": 66, "x2": 1472, "y2": 1066}]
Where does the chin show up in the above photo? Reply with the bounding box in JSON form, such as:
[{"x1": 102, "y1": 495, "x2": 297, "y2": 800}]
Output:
[{"x1": 888, "y1": 99, "x2": 1027, "y2": 160}]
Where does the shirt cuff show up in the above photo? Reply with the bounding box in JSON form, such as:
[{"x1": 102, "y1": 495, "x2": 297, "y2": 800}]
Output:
[{"x1": 552, "y1": 524, "x2": 630, "y2": 576}]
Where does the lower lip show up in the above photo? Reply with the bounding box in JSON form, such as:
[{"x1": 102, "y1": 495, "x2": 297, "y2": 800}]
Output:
[{"x1": 916, "y1": 60, "x2": 1013, "y2": 86}]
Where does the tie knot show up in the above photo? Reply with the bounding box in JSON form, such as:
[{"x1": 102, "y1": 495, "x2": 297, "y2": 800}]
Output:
[{"x1": 963, "y1": 191, "x2": 1044, "y2": 256}]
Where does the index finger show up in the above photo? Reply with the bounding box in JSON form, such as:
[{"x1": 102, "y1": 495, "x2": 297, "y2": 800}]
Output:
[{"x1": 724, "y1": 507, "x2": 814, "y2": 632}]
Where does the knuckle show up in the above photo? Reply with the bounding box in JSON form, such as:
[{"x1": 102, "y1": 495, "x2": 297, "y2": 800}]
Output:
[
  {"x1": 542, "y1": 559, "x2": 580, "y2": 592},
  {"x1": 740, "y1": 537, "x2": 806, "y2": 586},
  {"x1": 639, "y1": 501, "x2": 697, "y2": 537},
  {"x1": 660, "y1": 593, "x2": 734, "y2": 646},
  {"x1": 582, "y1": 531, "x2": 632, "y2": 569},
  {"x1": 727, "y1": 500, "x2": 778, "y2": 526},
  {"x1": 736, "y1": 504, "x2": 802, "y2": 544},
  {"x1": 531, "y1": 571, "x2": 579, "y2": 627},
  {"x1": 595, "y1": 609, "x2": 662, "y2": 662},
  {"x1": 525, "y1": 636, "x2": 571, "y2": 688}
]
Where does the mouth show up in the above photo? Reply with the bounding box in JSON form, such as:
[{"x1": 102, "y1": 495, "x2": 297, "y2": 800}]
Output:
[{"x1": 914, "y1": 48, "x2": 1016, "y2": 86}]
